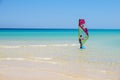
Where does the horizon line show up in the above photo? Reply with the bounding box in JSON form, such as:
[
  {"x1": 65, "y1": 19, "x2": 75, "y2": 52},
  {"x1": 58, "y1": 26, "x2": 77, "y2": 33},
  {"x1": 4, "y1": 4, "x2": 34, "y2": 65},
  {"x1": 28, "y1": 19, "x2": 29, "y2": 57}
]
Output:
[{"x1": 0, "y1": 28, "x2": 120, "y2": 30}]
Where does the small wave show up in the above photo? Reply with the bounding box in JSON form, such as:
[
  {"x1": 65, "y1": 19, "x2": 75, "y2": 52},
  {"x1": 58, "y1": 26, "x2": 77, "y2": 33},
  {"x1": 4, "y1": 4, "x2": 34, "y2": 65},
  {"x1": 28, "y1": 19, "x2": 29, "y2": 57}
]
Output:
[
  {"x1": 0, "y1": 45, "x2": 20, "y2": 48},
  {"x1": 0, "y1": 44, "x2": 79, "y2": 48},
  {"x1": 0, "y1": 57, "x2": 25, "y2": 61},
  {"x1": 0, "y1": 57, "x2": 57, "y2": 64},
  {"x1": 51, "y1": 44, "x2": 68, "y2": 47},
  {"x1": 29, "y1": 57, "x2": 52, "y2": 60},
  {"x1": 29, "y1": 45, "x2": 47, "y2": 47}
]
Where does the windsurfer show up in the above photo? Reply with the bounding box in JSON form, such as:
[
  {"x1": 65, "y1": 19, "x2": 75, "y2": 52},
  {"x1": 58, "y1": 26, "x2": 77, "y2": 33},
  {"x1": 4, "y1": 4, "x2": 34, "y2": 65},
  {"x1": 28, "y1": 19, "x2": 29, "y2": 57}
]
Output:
[
  {"x1": 78, "y1": 19, "x2": 89, "y2": 49},
  {"x1": 79, "y1": 35, "x2": 84, "y2": 49}
]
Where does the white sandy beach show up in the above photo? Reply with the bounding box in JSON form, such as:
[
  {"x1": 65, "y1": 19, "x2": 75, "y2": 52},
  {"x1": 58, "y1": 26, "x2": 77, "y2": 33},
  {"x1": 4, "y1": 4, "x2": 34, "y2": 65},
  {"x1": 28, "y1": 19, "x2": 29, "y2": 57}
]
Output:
[{"x1": 0, "y1": 44, "x2": 120, "y2": 80}]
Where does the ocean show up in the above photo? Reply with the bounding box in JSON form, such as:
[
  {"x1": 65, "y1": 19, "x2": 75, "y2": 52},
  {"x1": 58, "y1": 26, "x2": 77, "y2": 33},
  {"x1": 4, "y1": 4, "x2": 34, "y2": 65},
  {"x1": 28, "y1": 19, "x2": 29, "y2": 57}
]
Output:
[
  {"x1": 0, "y1": 29, "x2": 120, "y2": 44},
  {"x1": 0, "y1": 29, "x2": 78, "y2": 43},
  {"x1": 0, "y1": 28, "x2": 120, "y2": 80}
]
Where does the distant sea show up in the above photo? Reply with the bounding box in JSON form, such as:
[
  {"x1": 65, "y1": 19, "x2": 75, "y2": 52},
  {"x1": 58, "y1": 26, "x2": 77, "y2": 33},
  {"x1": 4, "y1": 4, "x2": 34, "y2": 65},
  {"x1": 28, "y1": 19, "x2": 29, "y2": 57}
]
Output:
[{"x1": 0, "y1": 28, "x2": 120, "y2": 44}]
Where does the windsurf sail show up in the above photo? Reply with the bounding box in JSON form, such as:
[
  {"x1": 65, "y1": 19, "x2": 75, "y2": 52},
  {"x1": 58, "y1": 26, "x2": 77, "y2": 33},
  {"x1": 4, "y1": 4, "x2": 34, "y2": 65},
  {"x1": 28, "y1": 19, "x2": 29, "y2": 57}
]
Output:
[{"x1": 78, "y1": 19, "x2": 89, "y2": 45}]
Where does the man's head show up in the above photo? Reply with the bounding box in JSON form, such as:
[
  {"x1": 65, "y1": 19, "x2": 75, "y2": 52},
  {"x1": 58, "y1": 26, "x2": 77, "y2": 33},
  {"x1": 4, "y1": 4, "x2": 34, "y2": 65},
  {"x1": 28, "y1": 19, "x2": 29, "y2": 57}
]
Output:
[{"x1": 80, "y1": 35, "x2": 82, "y2": 37}]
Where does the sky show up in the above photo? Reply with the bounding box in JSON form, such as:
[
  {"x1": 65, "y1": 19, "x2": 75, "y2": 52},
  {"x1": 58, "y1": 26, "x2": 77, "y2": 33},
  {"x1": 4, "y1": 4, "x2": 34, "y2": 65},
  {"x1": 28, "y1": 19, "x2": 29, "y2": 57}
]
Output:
[{"x1": 0, "y1": 0, "x2": 120, "y2": 29}]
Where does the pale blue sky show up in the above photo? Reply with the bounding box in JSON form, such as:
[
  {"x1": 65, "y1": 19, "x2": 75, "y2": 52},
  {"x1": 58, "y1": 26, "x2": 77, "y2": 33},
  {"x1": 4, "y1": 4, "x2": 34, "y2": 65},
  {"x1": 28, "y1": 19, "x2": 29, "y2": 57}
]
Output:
[{"x1": 0, "y1": 0, "x2": 120, "y2": 29}]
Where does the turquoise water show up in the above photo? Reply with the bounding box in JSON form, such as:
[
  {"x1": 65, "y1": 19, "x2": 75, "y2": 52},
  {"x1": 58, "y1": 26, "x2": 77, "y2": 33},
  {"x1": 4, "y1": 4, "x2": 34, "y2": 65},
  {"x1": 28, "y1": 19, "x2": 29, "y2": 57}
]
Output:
[
  {"x1": 1, "y1": 29, "x2": 120, "y2": 56},
  {"x1": 0, "y1": 29, "x2": 120, "y2": 44},
  {"x1": 0, "y1": 28, "x2": 120, "y2": 52},
  {"x1": 0, "y1": 29, "x2": 78, "y2": 45},
  {"x1": 0, "y1": 29, "x2": 120, "y2": 39},
  {"x1": 0, "y1": 29, "x2": 77, "y2": 43}
]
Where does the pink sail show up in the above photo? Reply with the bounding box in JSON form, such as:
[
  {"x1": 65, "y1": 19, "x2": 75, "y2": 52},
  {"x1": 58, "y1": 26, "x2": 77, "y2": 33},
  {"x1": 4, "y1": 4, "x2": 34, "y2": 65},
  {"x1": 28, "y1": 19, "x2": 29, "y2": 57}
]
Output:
[{"x1": 79, "y1": 19, "x2": 88, "y2": 36}]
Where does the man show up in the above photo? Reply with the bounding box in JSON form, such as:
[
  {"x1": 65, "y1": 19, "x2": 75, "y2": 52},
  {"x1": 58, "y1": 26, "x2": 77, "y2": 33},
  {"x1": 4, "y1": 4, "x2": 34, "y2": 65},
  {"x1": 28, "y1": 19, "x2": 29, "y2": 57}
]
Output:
[{"x1": 79, "y1": 35, "x2": 83, "y2": 49}]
